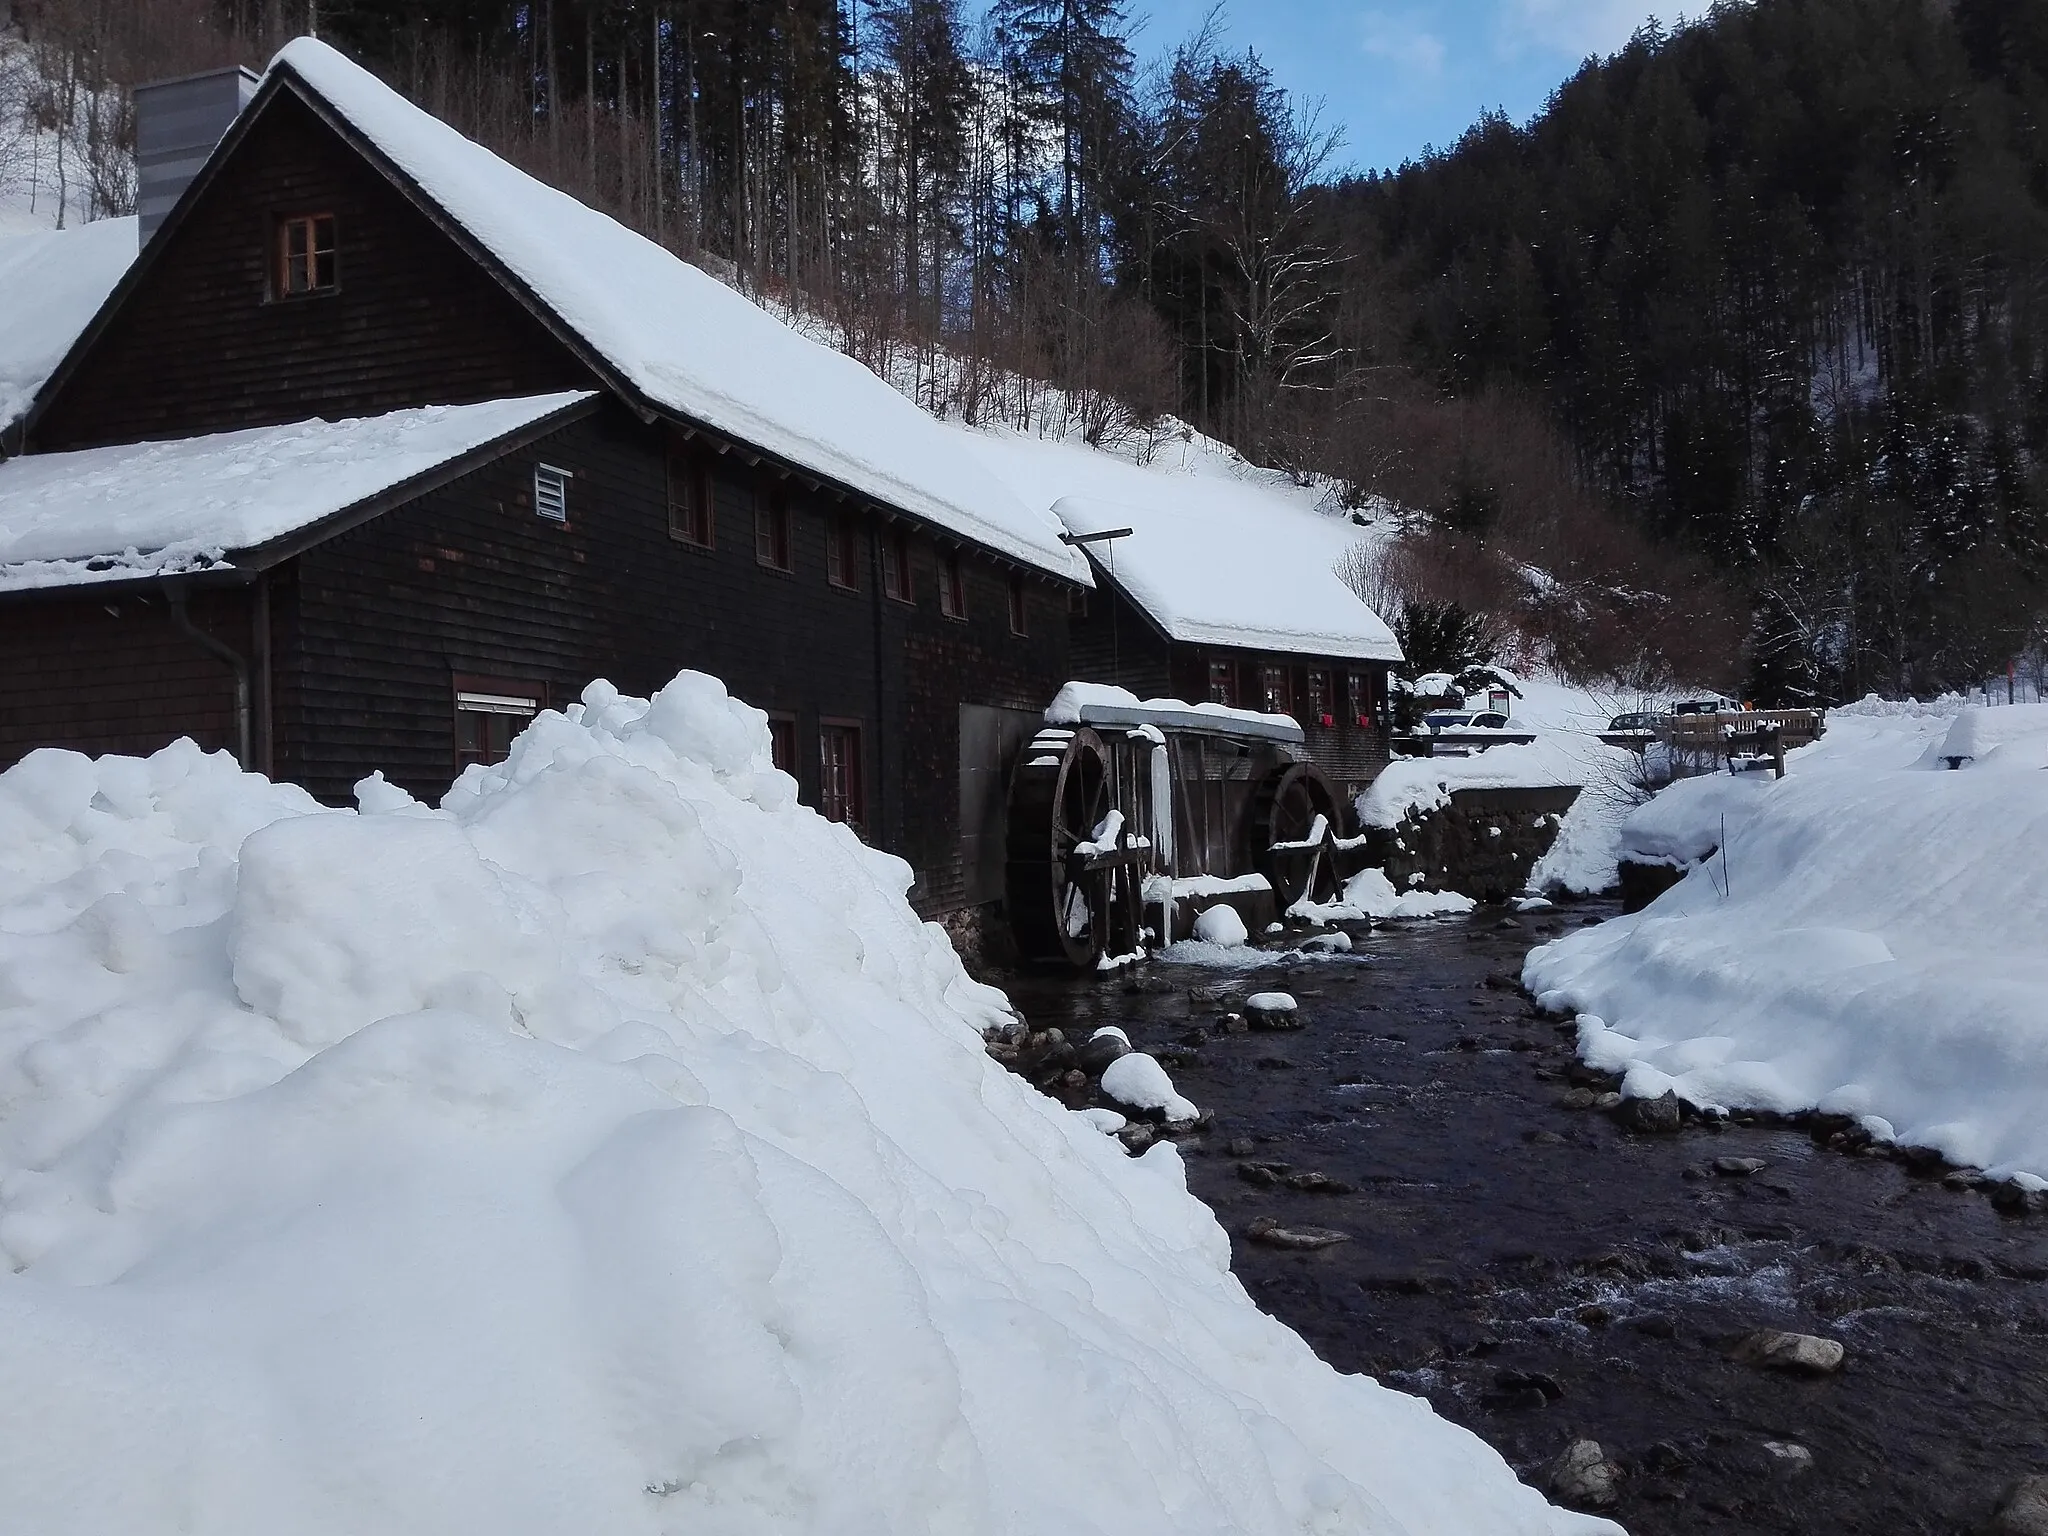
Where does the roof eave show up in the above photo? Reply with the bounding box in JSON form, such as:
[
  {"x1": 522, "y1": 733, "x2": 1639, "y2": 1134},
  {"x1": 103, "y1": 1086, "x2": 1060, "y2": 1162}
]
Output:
[{"x1": 0, "y1": 392, "x2": 600, "y2": 604}]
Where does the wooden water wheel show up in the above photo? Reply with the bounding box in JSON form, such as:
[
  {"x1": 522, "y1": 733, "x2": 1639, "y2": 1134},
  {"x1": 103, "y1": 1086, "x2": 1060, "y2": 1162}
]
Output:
[
  {"x1": 1005, "y1": 727, "x2": 1142, "y2": 967},
  {"x1": 1251, "y1": 760, "x2": 1342, "y2": 911}
]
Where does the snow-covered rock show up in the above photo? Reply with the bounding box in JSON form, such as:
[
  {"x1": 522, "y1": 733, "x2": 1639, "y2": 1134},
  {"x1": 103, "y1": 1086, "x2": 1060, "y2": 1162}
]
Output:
[
  {"x1": 1098, "y1": 1051, "x2": 1200, "y2": 1124},
  {"x1": 1192, "y1": 903, "x2": 1250, "y2": 946},
  {"x1": 0, "y1": 674, "x2": 1610, "y2": 1534}
]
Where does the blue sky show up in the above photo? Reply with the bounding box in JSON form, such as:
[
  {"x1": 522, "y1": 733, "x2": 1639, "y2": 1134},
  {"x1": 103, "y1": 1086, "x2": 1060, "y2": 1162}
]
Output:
[{"x1": 1119, "y1": 0, "x2": 1685, "y2": 176}]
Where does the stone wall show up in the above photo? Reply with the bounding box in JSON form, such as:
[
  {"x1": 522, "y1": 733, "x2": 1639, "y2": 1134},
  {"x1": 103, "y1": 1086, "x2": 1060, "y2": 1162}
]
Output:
[{"x1": 1355, "y1": 786, "x2": 1582, "y2": 904}]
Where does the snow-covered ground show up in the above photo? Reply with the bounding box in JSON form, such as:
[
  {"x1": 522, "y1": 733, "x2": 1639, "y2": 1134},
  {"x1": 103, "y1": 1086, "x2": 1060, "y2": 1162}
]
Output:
[
  {"x1": 1525, "y1": 698, "x2": 2048, "y2": 1181},
  {"x1": 0, "y1": 673, "x2": 1610, "y2": 1534}
]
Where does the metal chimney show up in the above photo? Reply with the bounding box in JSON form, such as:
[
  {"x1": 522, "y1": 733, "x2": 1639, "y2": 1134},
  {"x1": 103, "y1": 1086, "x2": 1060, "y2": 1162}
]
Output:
[{"x1": 134, "y1": 65, "x2": 260, "y2": 248}]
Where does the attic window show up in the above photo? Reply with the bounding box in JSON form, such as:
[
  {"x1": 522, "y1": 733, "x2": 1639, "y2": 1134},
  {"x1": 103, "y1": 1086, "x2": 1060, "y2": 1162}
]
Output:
[
  {"x1": 939, "y1": 550, "x2": 967, "y2": 620},
  {"x1": 668, "y1": 443, "x2": 712, "y2": 546},
  {"x1": 756, "y1": 494, "x2": 793, "y2": 572},
  {"x1": 276, "y1": 213, "x2": 337, "y2": 296},
  {"x1": 827, "y1": 514, "x2": 861, "y2": 590},
  {"x1": 533, "y1": 463, "x2": 571, "y2": 523},
  {"x1": 881, "y1": 530, "x2": 913, "y2": 603}
]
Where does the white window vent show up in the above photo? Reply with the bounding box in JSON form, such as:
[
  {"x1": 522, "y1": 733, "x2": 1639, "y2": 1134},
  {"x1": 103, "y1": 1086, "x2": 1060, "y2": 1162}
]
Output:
[
  {"x1": 455, "y1": 690, "x2": 540, "y2": 717},
  {"x1": 534, "y1": 463, "x2": 572, "y2": 522}
]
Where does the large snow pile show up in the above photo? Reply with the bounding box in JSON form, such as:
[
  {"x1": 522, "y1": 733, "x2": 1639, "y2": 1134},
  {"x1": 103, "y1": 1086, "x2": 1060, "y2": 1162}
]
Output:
[
  {"x1": 1526, "y1": 702, "x2": 2048, "y2": 1180},
  {"x1": 0, "y1": 673, "x2": 1607, "y2": 1535}
]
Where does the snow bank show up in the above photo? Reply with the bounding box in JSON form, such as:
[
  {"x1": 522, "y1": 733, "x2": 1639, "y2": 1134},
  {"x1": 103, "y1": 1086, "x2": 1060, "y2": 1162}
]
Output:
[
  {"x1": 1918, "y1": 703, "x2": 2048, "y2": 769},
  {"x1": 0, "y1": 395, "x2": 590, "y2": 586},
  {"x1": 0, "y1": 215, "x2": 136, "y2": 434},
  {"x1": 0, "y1": 673, "x2": 1607, "y2": 1535},
  {"x1": 1615, "y1": 772, "x2": 1774, "y2": 868},
  {"x1": 1526, "y1": 705, "x2": 2048, "y2": 1180}
]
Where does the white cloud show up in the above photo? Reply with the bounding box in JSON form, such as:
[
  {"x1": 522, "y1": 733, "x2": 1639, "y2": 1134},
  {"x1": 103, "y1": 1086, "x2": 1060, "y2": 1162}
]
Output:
[
  {"x1": 1502, "y1": 0, "x2": 1687, "y2": 59},
  {"x1": 1360, "y1": 12, "x2": 1447, "y2": 79}
]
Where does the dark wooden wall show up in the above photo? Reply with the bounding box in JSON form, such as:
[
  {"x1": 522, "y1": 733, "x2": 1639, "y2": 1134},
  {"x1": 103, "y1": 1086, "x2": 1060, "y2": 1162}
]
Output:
[
  {"x1": 1067, "y1": 579, "x2": 1174, "y2": 700},
  {"x1": 269, "y1": 404, "x2": 1070, "y2": 911},
  {"x1": 0, "y1": 587, "x2": 247, "y2": 766},
  {"x1": 32, "y1": 86, "x2": 593, "y2": 451},
  {"x1": 1164, "y1": 647, "x2": 1393, "y2": 820},
  {"x1": 1067, "y1": 575, "x2": 1396, "y2": 815},
  {"x1": 12, "y1": 79, "x2": 1077, "y2": 915},
  {"x1": 893, "y1": 550, "x2": 1071, "y2": 912}
]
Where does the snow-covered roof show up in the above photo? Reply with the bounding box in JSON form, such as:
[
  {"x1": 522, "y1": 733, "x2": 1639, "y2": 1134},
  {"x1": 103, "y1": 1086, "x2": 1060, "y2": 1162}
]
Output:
[
  {"x1": 0, "y1": 393, "x2": 590, "y2": 592},
  {"x1": 955, "y1": 425, "x2": 1402, "y2": 663},
  {"x1": 265, "y1": 39, "x2": 1085, "y2": 584},
  {"x1": 0, "y1": 216, "x2": 137, "y2": 438}
]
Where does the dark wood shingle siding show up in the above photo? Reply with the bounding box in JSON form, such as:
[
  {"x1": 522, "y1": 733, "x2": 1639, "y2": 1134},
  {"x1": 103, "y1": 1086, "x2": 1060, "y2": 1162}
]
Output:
[
  {"x1": 893, "y1": 547, "x2": 1072, "y2": 913},
  {"x1": 265, "y1": 407, "x2": 1070, "y2": 910},
  {"x1": 0, "y1": 588, "x2": 247, "y2": 765},
  {"x1": 1068, "y1": 580, "x2": 1172, "y2": 700},
  {"x1": 32, "y1": 88, "x2": 592, "y2": 452},
  {"x1": 273, "y1": 406, "x2": 890, "y2": 811}
]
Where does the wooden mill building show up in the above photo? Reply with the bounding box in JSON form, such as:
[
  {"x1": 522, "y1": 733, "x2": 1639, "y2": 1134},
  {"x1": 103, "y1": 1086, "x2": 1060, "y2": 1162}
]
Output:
[
  {"x1": 0, "y1": 37, "x2": 1404, "y2": 934},
  {"x1": 0, "y1": 37, "x2": 1091, "y2": 918}
]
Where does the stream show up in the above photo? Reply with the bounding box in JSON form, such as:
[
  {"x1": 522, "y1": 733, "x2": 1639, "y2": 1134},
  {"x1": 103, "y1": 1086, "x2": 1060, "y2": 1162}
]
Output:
[{"x1": 1003, "y1": 904, "x2": 2048, "y2": 1533}]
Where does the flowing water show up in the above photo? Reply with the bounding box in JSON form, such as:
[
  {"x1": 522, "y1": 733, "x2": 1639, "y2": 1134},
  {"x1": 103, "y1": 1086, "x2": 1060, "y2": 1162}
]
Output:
[{"x1": 1004, "y1": 906, "x2": 2048, "y2": 1533}]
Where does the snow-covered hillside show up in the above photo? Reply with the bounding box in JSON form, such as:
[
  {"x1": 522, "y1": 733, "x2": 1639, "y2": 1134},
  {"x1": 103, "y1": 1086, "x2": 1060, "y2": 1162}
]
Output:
[
  {"x1": 0, "y1": 34, "x2": 129, "y2": 236},
  {"x1": 1525, "y1": 698, "x2": 2048, "y2": 1182},
  {"x1": 0, "y1": 674, "x2": 1611, "y2": 1535}
]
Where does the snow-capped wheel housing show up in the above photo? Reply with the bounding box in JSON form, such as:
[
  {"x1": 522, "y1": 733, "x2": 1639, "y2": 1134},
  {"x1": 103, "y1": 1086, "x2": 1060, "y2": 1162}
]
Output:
[
  {"x1": 1252, "y1": 760, "x2": 1342, "y2": 910},
  {"x1": 1006, "y1": 728, "x2": 1135, "y2": 967}
]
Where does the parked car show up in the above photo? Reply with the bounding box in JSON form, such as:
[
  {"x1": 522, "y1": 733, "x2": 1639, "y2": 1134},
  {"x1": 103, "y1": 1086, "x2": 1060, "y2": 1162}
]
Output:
[
  {"x1": 1424, "y1": 708, "x2": 1513, "y2": 732},
  {"x1": 1606, "y1": 710, "x2": 1665, "y2": 733},
  {"x1": 1671, "y1": 695, "x2": 1742, "y2": 716}
]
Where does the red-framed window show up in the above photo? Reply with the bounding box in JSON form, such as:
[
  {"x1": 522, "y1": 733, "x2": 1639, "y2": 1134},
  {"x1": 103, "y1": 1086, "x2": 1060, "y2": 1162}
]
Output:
[
  {"x1": 275, "y1": 212, "x2": 337, "y2": 297},
  {"x1": 1007, "y1": 573, "x2": 1028, "y2": 636},
  {"x1": 1260, "y1": 664, "x2": 1290, "y2": 716},
  {"x1": 667, "y1": 442, "x2": 712, "y2": 546},
  {"x1": 827, "y1": 514, "x2": 861, "y2": 590},
  {"x1": 453, "y1": 675, "x2": 544, "y2": 770},
  {"x1": 756, "y1": 493, "x2": 793, "y2": 571},
  {"x1": 1349, "y1": 670, "x2": 1378, "y2": 727},
  {"x1": 881, "y1": 530, "x2": 913, "y2": 603},
  {"x1": 819, "y1": 720, "x2": 864, "y2": 828},
  {"x1": 939, "y1": 550, "x2": 967, "y2": 620},
  {"x1": 1307, "y1": 668, "x2": 1333, "y2": 725},
  {"x1": 1207, "y1": 659, "x2": 1235, "y2": 706}
]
